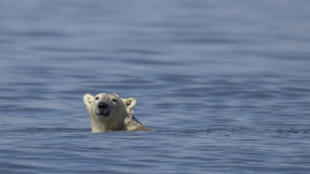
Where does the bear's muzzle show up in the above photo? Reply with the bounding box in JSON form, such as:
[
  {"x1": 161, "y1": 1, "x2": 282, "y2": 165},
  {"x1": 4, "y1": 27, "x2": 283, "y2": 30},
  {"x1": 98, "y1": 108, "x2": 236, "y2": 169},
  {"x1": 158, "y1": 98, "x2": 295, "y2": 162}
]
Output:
[{"x1": 96, "y1": 102, "x2": 111, "y2": 117}]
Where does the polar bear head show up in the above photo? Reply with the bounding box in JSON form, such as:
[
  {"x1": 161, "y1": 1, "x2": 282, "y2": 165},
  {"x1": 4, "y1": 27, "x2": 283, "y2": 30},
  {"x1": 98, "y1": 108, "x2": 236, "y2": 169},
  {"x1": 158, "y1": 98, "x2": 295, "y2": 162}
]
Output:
[{"x1": 83, "y1": 93, "x2": 137, "y2": 132}]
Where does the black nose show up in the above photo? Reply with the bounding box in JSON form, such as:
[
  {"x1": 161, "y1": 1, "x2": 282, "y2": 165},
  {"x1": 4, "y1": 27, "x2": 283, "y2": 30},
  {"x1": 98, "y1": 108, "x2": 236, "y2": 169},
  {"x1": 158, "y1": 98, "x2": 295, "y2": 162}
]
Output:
[
  {"x1": 98, "y1": 102, "x2": 108, "y2": 110},
  {"x1": 97, "y1": 102, "x2": 111, "y2": 117}
]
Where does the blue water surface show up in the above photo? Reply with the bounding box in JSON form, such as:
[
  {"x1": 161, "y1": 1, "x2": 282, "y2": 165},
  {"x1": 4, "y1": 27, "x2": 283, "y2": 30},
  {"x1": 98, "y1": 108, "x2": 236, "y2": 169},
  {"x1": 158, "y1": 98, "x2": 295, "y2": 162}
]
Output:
[{"x1": 0, "y1": 0, "x2": 310, "y2": 173}]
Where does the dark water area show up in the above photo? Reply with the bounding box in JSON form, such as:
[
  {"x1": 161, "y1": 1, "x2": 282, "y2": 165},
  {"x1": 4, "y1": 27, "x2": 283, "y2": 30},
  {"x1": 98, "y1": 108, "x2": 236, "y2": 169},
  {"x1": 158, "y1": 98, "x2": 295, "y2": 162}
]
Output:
[{"x1": 1, "y1": 0, "x2": 310, "y2": 173}]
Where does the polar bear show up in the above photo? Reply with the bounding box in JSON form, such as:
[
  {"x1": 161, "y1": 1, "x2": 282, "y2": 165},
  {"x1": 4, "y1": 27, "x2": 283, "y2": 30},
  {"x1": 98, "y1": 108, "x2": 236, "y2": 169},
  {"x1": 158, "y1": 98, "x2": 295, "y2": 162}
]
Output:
[{"x1": 83, "y1": 93, "x2": 150, "y2": 133}]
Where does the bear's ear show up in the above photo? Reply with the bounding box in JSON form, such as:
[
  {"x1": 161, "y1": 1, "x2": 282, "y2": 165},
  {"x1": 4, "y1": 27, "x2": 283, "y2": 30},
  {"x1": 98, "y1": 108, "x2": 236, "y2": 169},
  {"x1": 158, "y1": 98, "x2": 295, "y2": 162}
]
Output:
[
  {"x1": 83, "y1": 93, "x2": 94, "y2": 108},
  {"x1": 122, "y1": 97, "x2": 136, "y2": 114}
]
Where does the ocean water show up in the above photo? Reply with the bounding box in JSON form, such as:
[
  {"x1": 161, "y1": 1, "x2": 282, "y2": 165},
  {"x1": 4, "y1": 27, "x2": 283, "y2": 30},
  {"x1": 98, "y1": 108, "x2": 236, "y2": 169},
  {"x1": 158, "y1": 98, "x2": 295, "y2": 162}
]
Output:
[{"x1": 1, "y1": 0, "x2": 310, "y2": 173}]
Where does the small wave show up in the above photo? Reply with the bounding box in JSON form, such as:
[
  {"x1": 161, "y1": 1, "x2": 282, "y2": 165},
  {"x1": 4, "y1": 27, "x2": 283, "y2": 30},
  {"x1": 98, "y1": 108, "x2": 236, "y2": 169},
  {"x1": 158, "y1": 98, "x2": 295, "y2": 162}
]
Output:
[
  {"x1": 276, "y1": 128, "x2": 310, "y2": 134},
  {"x1": 155, "y1": 126, "x2": 310, "y2": 136},
  {"x1": 1, "y1": 126, "x2": 309, "y2": 136},
  {"x1": 2, "y1": 127, "x2": 89, "y2": 134}
]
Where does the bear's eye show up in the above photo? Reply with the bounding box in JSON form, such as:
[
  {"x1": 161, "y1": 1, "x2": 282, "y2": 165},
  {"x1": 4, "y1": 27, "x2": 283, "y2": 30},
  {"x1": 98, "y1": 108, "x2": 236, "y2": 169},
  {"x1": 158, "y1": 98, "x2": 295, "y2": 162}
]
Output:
[
  {"x1": 112, "y1": 98, "x2": 118, "y2": 103},
  {"x1": 95, "y1": 97, "x2": 99, "y2": 100}
]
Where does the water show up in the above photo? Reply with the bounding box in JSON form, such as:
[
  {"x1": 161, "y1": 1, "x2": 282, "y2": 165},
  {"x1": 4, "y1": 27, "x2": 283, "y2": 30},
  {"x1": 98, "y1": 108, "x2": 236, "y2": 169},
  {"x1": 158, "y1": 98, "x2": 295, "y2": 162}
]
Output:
[{"x1": 1, "y1": 0, "x2": 310, "y2": 173}]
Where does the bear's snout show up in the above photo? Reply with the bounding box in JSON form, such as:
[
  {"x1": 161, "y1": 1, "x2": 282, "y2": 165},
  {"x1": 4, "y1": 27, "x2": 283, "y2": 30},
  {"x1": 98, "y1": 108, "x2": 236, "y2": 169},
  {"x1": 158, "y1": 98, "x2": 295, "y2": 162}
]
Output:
[
  {"x1": 96, "y1": 102, "x2": 111, "y2": 117},
  {"x1": 98, "y1": 102, "x2": 108, "y2": 109}
]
